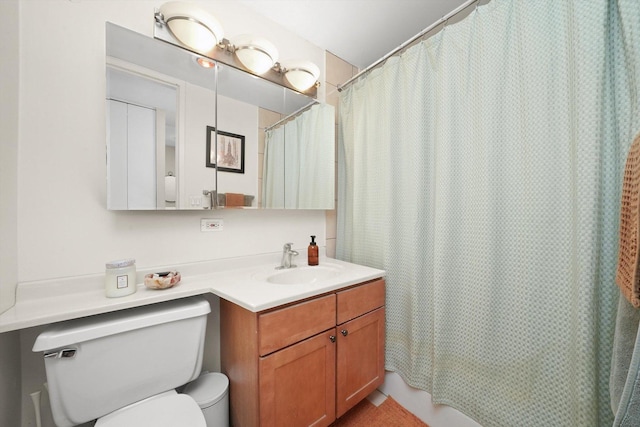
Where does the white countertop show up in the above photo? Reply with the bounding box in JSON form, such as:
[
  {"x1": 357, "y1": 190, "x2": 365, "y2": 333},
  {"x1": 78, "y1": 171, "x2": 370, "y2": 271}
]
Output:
[{"x1": 0, "y1": 252, "x2": 385, "y2": 334}]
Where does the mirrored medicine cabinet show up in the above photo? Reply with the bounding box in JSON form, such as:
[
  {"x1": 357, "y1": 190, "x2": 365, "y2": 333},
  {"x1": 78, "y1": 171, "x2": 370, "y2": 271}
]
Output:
[{"x1": 105, "y1": 22, "x2": 335, "y2": 210}]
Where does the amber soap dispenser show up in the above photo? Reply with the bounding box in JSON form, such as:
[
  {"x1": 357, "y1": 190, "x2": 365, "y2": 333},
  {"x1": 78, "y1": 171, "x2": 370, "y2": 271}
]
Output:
[{"x1": 308, "y1": 235, "x2": 319, "y2": 266}]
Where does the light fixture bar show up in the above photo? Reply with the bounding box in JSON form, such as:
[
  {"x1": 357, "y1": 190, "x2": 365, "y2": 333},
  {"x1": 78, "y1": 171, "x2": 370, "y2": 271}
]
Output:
[{"x1": 154, "y1": 11, "x2": 317, "y2": 98}]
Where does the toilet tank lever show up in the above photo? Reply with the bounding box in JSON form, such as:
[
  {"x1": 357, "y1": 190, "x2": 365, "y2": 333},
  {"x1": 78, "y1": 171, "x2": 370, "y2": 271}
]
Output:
[{"x1": 44, "y1": 348, "x2": 77, "y2": 359}]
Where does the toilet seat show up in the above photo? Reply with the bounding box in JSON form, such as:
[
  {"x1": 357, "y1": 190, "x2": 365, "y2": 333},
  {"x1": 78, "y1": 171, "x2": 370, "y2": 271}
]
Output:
[{"x1": 95, "y1": 390, "x2": 206, "y2": 427}]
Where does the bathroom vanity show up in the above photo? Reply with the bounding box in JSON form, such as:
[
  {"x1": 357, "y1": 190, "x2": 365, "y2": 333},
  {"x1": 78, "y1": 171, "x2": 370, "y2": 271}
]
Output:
[
  {"x1": 220, "y1": 278, "x2": 385, "y2": 427},
  {"x1": 0, "y1": 252, "x2": 385, "y2": 427}
]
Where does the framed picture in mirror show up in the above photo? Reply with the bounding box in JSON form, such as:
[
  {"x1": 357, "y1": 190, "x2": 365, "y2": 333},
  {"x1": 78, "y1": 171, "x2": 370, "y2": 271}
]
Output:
[{"x1": 206, "y1": 126, "x2": 245, "y2": 173}]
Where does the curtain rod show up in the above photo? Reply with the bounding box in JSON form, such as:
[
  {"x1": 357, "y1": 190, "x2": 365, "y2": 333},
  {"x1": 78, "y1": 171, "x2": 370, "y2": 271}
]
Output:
[
  {"x1": 264, "y1": 100, "x2": 319, "y2": 132},
  {"x1": 337, "y1": 0, "x2": 479, "y2": 92}
]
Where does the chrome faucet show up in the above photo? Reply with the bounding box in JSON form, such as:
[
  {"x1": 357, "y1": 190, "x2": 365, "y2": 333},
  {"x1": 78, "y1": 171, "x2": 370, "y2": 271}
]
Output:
[{"x1": 277, "y1": 243, "x2": 299, "y2": 269}]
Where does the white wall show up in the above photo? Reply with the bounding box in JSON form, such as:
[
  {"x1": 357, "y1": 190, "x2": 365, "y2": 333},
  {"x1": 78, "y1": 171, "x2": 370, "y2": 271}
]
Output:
[
  {"x1": 0, "y1": 0, "x2": 19, "y2": 314},
  {"x1": 217, "y1": 95, "x2": 260, "y2": 201},
  {"x1": 183, "y1": 82, "x2": 217, "y2": 207},
  {"x1": 0, "y1": 0, "x2": 22, "y2": 425}
]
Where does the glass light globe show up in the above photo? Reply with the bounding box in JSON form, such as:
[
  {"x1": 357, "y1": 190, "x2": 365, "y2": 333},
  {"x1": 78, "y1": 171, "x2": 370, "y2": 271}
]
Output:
[
  {"x1": 282, "y1": 60, "x2": 320, "y2": 92},
  {"x1": 232, "y1": 35, "x2": 279, "y2": 75},
  {"x1": 160, "y1": 2, "x2": 224, "y2": 52}
]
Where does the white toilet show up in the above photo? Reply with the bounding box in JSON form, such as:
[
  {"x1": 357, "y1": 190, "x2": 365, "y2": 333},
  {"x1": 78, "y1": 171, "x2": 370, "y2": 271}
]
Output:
[{"x1": 32, "y1": 297, "x2": 211, "y2": 427}]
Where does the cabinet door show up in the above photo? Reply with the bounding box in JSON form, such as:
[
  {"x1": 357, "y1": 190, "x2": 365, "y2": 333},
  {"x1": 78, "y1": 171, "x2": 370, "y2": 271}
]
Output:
[
  {"x1": 336, "y1": 307, "x2": 385, "y2": 417},
  {"x1": 259, "y1": 329, "x2": 337, "y2": 427}
]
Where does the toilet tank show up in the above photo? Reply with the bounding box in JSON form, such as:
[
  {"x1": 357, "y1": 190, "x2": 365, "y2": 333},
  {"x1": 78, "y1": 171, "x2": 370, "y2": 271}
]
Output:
[{"x1": 32, "y1": 297, "x2": 211, "y2": 427}]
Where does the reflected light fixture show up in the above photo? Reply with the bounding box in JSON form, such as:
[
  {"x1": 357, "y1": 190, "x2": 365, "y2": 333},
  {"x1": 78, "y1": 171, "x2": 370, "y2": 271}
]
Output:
[
  {"x1": 158, "y1": 1, "x2": 224, "y2": 52},
  {"x1": 282, "y1": 60, "x2": 320, "y2": 92},
  {"x1": 196, "y1": 57, "x2": 216, "y2": 69},
  {"x1": 232, "y1": 34, "x2": 279, "y2": 75}
]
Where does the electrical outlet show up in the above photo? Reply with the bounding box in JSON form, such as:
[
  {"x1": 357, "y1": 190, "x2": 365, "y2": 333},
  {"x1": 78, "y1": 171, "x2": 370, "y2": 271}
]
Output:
[{"x1": 201, "y1": 218, "x2": 223, "y2": 232}]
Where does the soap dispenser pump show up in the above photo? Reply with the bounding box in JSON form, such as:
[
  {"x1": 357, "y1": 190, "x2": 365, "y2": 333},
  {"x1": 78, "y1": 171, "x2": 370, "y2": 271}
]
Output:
[{"x1": 308, "y1": 235, "x2": 319, "y2": 266}]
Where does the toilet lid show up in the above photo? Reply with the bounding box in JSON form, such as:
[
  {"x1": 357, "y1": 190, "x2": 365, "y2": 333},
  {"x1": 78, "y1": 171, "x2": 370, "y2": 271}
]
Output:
[{"x1": 96, "y1": 391, "x2": 206, "y2": 427}]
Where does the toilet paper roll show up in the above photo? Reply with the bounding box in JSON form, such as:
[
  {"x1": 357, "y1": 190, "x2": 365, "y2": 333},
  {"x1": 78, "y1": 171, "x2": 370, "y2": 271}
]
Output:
[{"x1": 164, "y1": 175, "x2": 176, "y2": 202}]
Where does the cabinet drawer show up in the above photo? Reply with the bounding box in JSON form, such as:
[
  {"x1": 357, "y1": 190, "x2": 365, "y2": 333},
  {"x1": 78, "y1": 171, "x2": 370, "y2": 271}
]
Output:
[
  {"x1": 337, "y1": 279, "x2": 385, "y2": 325},
  {"x1": 259, "y1": 294, "x2": 336, "y2": 356}
]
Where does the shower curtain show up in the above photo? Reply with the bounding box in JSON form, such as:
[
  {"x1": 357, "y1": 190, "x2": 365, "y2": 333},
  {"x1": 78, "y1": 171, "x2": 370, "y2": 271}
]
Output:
[
  {"x1": 263, "y1": 125, "x2": 285, "y2": 208},
  {"x1": 285, "y1": 103, "x2": 335, "y2": 209},
  {"x1": 337, "y1": 1, "x2": 640, "y2": 426},
  {"x1": 263, "y1": 103, "x2": 334, "y2": 208}
]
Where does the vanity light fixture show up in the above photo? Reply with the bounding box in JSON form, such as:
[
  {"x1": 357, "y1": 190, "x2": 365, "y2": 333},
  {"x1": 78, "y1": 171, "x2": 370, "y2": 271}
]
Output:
[
  {"x1": 157, "y1": 1, "x2": 224, "y2": 52},
  {"x1": 231, "y1": 34, "x2": 279, "y2": 75},
  {"x1": 281, "y1": 60, "x2": 321, "y2": 92},
  {"x1": 154, "y1": 2, "x2": 319, "y2": 96}
]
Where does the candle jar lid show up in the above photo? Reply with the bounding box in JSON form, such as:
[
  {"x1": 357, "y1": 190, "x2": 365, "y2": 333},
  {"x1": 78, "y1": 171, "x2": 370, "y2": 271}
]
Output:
[{"x1": 106, "y1": 258, "x2": 136, "y2": 269}]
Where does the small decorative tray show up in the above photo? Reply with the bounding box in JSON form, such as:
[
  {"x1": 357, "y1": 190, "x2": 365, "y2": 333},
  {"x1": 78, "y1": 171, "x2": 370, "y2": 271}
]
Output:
[{"x1": 144, "y1": 271, "x2": 181, "y2": 290}]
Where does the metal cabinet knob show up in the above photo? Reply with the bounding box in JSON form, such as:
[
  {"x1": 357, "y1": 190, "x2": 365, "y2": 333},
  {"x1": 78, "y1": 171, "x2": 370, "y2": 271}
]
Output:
[
  {"x1": 329, "y1": 335, "x2": 336, "y2": 343},
  {"x1": 341, "y1": 329, "x2": 348, "y2": 337}
]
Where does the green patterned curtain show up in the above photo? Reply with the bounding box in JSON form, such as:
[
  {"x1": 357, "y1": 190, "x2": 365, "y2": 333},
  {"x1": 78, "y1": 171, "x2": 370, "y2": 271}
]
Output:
[
  {"x1": 337, "y1": 1, "x2": 640, "y2": 425},
  {"x1": 263, "y1": 126, "x2": 285, "y2": 208}
]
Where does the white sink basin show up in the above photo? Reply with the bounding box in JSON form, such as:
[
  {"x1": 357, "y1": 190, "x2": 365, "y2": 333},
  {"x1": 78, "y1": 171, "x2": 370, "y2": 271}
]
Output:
[{"x1": 264, "y1": 264, "x2": 343, "y2": 285}]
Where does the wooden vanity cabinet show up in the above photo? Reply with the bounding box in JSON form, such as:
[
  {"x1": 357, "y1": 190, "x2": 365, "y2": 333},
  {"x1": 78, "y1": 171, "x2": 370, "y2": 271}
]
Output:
[{"x1": 220, "y1": 278, "x2": 385, "y2": 427}]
